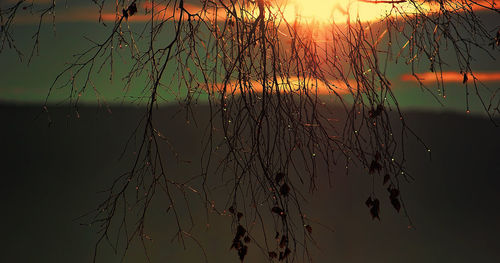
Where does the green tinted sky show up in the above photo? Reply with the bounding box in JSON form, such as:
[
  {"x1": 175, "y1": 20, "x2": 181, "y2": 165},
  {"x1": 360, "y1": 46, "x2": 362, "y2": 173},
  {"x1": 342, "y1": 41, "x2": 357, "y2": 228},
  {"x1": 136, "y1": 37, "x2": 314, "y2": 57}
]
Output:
[{"x1": 0, "y1": 1, "x2": 498, "y2": 114}]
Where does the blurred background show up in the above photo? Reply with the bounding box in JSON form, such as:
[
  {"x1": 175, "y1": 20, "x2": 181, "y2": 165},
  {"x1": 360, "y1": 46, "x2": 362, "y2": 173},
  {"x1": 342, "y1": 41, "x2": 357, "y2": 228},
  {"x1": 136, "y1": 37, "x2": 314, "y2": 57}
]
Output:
[{"x1": 1, "y1": 1, "x2": 499, "y2": 262}]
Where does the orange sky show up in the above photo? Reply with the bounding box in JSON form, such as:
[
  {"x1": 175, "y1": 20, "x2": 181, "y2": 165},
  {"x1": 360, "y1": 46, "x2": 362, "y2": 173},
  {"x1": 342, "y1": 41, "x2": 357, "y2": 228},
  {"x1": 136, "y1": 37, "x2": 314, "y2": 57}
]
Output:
[
  {"x1": 401, "y1": 72, "x2": 500, "y2": 84},
  {"x1": 201, "y1": 77, "x2": 358, "y2": 96},
  {"x1": 11, "y1": 0, "x2": 497, "y2": 24},
  {"x1": 208, "y1": 71, "x2": 500, "y2": 96}
]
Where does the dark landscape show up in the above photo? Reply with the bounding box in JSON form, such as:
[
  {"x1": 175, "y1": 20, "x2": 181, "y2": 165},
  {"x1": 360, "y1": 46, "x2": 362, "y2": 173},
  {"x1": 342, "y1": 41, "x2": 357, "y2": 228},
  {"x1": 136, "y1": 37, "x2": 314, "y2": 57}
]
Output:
[{"x1": 1, "y1": 104, "x2": 498, "y2": 262}]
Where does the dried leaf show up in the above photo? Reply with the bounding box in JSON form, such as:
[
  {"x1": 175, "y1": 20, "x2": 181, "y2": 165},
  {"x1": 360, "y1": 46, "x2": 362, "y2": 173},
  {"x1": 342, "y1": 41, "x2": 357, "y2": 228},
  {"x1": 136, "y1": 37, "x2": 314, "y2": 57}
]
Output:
[
  {"x1": 279, "y1": 235, "x2": 288, "y2": 248},
  {"x1": 383, "y1": 174, "x2": 390, "y2": 185},
  {"x1": 388, "y1": 187, "x2": 400, "y2": 199},
  {"x1": 283, "y1": 248, "x2": 291, "y2": 259},
  {"x1": 305, "y1": 224, "x2": 312, "y2": 234},
  {"x1": 391, "y1": 197, "x2": 401, "y2": 212},
  {"x1": 271, "y1": 206, "x2": 284, "y2": 215},
  {"x1": 369, "y1": 105, "x2": 384, "y2": 118},
  {"x1": 128, "y1": 2, "x2": 137, "y2": 16},
  {"x1": 237, "y1": 212, "x2": 243, "y2": 221},
  {"x1": 365, "y1": 196, "x2": 373, "y2": 207},
  {"x1": 269, "y1": 251, "x2": 278, "y2": 259},
  {"x1": 275, "y1": 172, "x2": 285, "y2": 184},
  {"x1": 279, "y1": 248, "x2": 291, "y2": 261},
  {"x1": 231, "y1": 239, "x2": 242, "y2": 250},
  {"x1": 235, "y1": 225, "x2": 246, "y2": 240},
  {"x1": 369, "y1": 160, "x2": 382, "y2": 174},
  {"x1": 280, "y1": 183, "x2": 290, "y2": 196},
  {"x1": 238, "y1": 245, "x2": 248, "y2": 261},
  {"x1": 370, "y1": 198, "x2": 380, "y2": 220}
]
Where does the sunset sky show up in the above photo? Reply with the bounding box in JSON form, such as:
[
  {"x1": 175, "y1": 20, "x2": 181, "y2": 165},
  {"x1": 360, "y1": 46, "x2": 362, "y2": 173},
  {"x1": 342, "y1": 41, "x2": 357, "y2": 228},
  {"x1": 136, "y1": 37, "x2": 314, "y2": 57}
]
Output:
[
  {"x1": 0, "y1": 0, "x2": 498, "y2": 114},
  {"x1": 1, "y1": 1, "x2": 500, "y2": 262}
]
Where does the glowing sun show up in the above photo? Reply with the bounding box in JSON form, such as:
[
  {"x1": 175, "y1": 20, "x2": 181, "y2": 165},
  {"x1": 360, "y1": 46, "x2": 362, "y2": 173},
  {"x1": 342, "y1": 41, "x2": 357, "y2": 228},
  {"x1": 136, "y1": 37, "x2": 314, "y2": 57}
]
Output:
[{"x1": 278, "y1": 0, "x2": 421, "y2": 24}]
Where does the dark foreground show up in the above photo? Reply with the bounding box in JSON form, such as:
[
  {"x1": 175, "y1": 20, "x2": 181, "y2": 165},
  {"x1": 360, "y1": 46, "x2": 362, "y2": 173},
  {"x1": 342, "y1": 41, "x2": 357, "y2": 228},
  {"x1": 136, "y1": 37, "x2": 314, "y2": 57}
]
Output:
[{"x1": 0, "y1": 104, "x2": 499, "y2": 262}]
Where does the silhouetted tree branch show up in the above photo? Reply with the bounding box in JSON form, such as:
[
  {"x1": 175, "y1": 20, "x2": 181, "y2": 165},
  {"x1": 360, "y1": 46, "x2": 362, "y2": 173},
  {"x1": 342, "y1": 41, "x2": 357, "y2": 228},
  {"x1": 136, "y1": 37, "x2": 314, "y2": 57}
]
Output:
[{"x1": 1, "y1": 0, "x2": 499, "y2": 262}]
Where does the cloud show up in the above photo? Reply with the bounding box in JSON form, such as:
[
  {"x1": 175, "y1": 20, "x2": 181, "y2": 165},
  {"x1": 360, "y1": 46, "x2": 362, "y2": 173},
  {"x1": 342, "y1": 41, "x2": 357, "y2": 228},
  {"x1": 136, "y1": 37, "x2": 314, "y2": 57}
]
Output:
[
  {"x1": 10, "y1": 0, "x2": 496, "y2": 25},
  {"x1": 200, "y1": 77, "x2": 358, "y2": 96},
  {"x1": 276, "y1": 0, "x2": 496, "y2": 24},
  {"x1": 3, "y1": 0, "x2": 55, "y2": 4},
  {"x1": 12, "y1": 1, "x2": 226, "y2": 24},
  {"x1": 400, "y1": 71, "x2": 500, "y2": 83}
]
